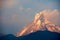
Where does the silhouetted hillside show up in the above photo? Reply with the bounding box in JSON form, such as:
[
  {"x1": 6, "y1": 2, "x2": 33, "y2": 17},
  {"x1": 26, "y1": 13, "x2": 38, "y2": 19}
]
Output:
[
  {"x1": 0, "y1": 30, "x2": 60, "y2": 40},
  {"x1": 18, "y1": 30, "x2": 60, "y2": 40},
  {"x1": 0, "y1": 34, "x2": 17, "y2": 40}
]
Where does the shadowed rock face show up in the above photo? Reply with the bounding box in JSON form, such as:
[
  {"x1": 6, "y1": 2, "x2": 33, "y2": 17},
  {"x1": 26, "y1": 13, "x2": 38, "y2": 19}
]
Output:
[{"x1": 17, "y1": 10, "x2": 60, "y2": 37}]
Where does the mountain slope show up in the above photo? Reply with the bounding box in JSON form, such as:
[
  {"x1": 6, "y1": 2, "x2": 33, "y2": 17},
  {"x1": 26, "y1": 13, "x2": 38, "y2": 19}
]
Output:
[
  {"x1": 17, "y1": 10, "x2": 60, "y2": 36},
  {"x1": 0, "y1": 31, "x2": 60, "y2": 40},
  {"x1": 0, "y1": 34, "x2": 18, "y2": 40},
  {"x1": 18, "y1": 30, "x2": 60, "y2": 40}
]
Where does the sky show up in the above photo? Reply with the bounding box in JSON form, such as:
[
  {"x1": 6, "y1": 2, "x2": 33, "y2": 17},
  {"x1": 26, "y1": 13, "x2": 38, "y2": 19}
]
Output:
[{"x1": 0, "y1": 0, "x2": 60, "y2": 34}]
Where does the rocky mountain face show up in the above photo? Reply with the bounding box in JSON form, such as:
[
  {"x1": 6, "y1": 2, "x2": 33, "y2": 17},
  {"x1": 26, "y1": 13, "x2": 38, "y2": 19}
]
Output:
[{"x1": 17, "y1": 10, "x2": 60, "y2": 37}]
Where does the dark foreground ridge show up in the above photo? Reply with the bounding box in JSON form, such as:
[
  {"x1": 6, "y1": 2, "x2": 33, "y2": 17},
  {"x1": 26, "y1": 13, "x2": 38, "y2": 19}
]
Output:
[
  {"x1": 0, "y1": 34, "x2": 17, "y2": 40},
  {"x1": 0, "y1": 30, "x2": 60, "y2": 40}
]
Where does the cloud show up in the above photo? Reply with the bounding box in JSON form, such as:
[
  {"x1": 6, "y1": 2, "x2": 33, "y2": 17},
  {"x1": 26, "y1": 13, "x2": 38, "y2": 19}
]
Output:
[{"x1": 3, "y1": 0, "x2": 19, "y2": 8}]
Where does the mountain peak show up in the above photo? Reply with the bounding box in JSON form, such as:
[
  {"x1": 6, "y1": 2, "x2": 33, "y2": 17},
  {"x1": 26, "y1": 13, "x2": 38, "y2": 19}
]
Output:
[{"x1": 17, "y1": 10, "x2": 60, "y2": 37}]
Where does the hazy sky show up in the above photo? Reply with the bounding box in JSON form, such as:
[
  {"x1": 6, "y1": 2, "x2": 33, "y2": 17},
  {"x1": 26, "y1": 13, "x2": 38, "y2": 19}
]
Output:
[{"x1": 0, "y1": 0, "x2": 60, "y2": 34}]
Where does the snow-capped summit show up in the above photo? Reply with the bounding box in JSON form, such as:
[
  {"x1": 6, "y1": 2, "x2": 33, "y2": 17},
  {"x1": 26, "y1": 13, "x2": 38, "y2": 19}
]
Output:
[{"x1": 17, "y1": 10, "x2": 60, "y2": 37}]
